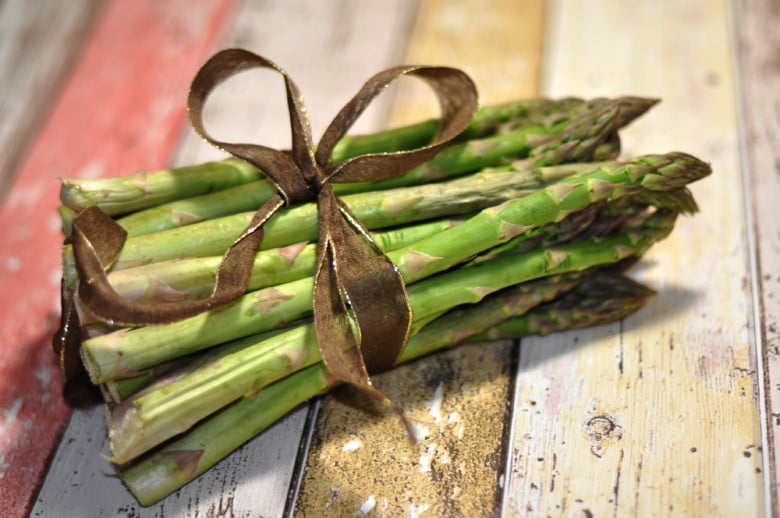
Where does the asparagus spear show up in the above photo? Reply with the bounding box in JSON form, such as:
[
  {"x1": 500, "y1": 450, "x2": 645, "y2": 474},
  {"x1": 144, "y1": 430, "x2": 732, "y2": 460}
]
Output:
[
  {"x1": 109, "y1": 272, "x2": 582, "y2": 463},
  {"x1": 468, "y1": 271, "x2": 656, "y2": 341},
  {"x1": 328, "y1": 96, "x2": 592, "y2": 159},
  {"x1": 119, "y1": 270, "x2": 654, "y2": 505},
  {"x1": 60, "y1": 159, "x2": 260, "y2": 216},
  {"x1": 55, "y1": 98, "x2": 558, "y2": 217},
  {"x1": 80, "y1": 153, "x2": 708, "y2": 384},
  {"x1": 100, "y1": 205, "x2": 597, "y2": 401},
  {"x1": 106, "y1": 207, "x2": 676, "y2": 462}
]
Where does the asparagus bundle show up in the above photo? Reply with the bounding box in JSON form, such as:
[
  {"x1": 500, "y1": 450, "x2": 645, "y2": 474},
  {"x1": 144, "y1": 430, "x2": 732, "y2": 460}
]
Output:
[{"x1": 53, "y1": 95, "x2": 710, "y2": 505}]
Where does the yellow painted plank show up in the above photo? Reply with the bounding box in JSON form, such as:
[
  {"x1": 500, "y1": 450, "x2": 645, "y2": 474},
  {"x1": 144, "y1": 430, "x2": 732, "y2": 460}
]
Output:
[
  {"x1": 504, "y1": 0, "x2": 763, "y2": 516},
  {"x1": 294, "y1": 1, "x2": 546, "y2": 515},
  {"x1": 386, "y1": 0, "x2": 545, "y2": 126}
]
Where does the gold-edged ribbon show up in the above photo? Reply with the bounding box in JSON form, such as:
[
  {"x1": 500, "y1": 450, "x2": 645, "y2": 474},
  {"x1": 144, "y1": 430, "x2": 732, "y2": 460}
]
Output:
[{"x1": 58, "y1": 49, "x2": 477, "y2": 423}]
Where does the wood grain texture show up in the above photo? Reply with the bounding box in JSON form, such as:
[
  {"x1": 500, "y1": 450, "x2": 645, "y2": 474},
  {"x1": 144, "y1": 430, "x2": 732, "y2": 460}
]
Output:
[
  {"x1": 31, "y1": 406, "x2": 309, "y2": 517},
  {"x1": 734, "y1": 0, "x2": 780, "y2": 514},
  {"x1": 503, "y1": 1, "x2": 763, "y2": 516},
  {"x1": 293, "y1": 1, "x2": 545, "y2": 515},
  {"x1": 31, "y1": 1, "x2": 421, "y2": 515},
  {"x1": 1, "y1": 0, "x2": 240, "y2": 514},
  {"x1": 0, "y1": 0, "x2": 102, "y2": 199},
  {"x1": 9, "y1": 0, "x2": 776, "y2": 515}
]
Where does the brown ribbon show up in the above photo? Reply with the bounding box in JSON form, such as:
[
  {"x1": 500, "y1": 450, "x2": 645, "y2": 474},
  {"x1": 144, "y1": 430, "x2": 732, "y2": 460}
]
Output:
[{"x1": 63, "y1": 49, "x2": 477, "y2": 419}]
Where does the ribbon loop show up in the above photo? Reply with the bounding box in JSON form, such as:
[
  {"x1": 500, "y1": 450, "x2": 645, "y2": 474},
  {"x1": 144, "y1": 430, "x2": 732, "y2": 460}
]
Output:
[
  {"x1": 65, "y1": 49, "x2": 478, "y2": 419},
  {"x1": 317, "y1": 66, "x2": 478, "y2": 184}
]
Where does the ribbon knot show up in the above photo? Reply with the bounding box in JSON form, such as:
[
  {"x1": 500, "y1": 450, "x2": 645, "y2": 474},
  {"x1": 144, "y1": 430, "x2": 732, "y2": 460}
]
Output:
[{"x1": 64, "y1": 49, "x2": 477, "y2": 421}]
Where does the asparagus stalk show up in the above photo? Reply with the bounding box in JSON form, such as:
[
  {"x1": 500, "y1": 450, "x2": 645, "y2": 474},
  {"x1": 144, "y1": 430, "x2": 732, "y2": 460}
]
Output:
[
  {"x1": 60, "y1": 159, "x2": 260, "y2": 216},
  {"x1": 80, "y1": 153, "x2": 709, "y2": 384},
  {"x1": 328, "y1": 96, "x2": 593, "y2": 159},
  {"x1": 61, "y1": 159, "x2": 593, "y2": 286},
  {"x1": 119, "y1": 270, "x2": 654, "y2": 505},
  {"x1": 107, "y1": 207, "x2": 676, "y2": 462},
  {"x1": 468, "y1": 271, "x2": 656, "y2": 341},
  {"x1": 55, "y1": 98, "x2": 558, "y2": 217},
  {"x1": 108, "y1": 268, "x2": 581, "y2": 463},
  {"x1": 330, "y1": 95, "x2": 654, "y2": 160}
]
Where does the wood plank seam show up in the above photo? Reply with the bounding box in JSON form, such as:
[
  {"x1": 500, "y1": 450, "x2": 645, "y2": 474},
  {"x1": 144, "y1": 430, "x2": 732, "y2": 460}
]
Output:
[{"x1": 732, "y1": 1, "x2": 777, "y2": 515}]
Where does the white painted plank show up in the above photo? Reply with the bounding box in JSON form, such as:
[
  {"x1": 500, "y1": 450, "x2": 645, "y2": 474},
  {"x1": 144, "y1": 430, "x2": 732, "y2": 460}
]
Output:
[
  {"x1": 31, "y1": 1, "x2": 419, "y2": 515},
  {"x1": 504, "y1": 0, "x2": 763, "y2": 515},
  {"x1": 30, "y1": 406, "x2": 309, "y2": 518}
]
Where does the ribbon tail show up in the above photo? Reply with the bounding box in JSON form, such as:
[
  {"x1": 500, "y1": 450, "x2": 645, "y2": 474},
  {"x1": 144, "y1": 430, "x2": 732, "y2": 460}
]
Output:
[
  {"x1": 313, "y1": 239, "x2": 417, "y2": 442},
  {"x1": 313, "y1": 189, "x2": 416, "y2": 440},
  {"x1": 53, "y1": 280, "x2": 100, "y2": 407},
  {"x1": 71, "y1": 195, "x2": 283, "y2": 326}
]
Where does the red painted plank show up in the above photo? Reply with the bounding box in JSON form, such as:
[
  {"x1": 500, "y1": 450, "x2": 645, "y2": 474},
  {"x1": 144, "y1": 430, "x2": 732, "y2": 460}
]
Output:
[{"x1": 0, "y1": 0, "x2": 239, "y2": 512}]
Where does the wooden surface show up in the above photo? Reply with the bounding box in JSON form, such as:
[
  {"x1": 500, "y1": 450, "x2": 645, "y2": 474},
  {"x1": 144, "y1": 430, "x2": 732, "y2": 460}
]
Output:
[
  {"x1": 507, "y1": 1, "x2": 762, "y2": 516},
  {"x1": 0, "y1": 0, "x2": 778, "y2": 516}
]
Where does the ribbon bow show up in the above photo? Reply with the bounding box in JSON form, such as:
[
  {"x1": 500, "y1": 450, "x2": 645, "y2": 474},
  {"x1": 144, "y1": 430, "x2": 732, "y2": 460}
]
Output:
[{"x1": 63, "y1": 49, "x2": 477, "y2": 419}]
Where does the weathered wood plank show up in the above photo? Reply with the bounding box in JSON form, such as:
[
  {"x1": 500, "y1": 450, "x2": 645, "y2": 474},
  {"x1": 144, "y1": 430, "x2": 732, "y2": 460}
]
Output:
[
  {"x1": 0, "y1": 0, "x2": 102, "y2": 198},
  {"x1": 734, "y1": 0, "x2": 780, "y2": 514},
  {"x1": 293, "y1": 1, "x2": 545, "y2": 515},
  {"x1": 32, "y1": 1, "x2": 421, "y2": 515},
  {"x1": 0, "y1": 0, "x2": 240, "y2": 514},
  {"x1": 503, "y1": 1, "x2": 763, "y2": 516},
  {"x1": 31, "y1": 406, "x2": 308, "y2": 518}
]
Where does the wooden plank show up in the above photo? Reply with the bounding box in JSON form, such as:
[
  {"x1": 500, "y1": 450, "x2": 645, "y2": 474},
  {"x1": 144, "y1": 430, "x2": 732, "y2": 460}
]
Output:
[
  {"x1": 503, "y1": 1, "x2": 763, "y2": 516},
  {"x1": 31, "y1": 407, "x2": 308, "y2": 518},
  {"x1": 31, "y1": 1, "x2": 422, "y2": 515},
  {"x1": 0, "y1": 0, "x2": 102, "y2": 198},
  {"x1": 0, "y1": 0, "x2": 239, "y2": 514},
  {"x1": 293, "y1": 1, "x2": 546, "y2": 516},
  {"x1": 734, "y1": 0, "x2": 780, "y2": 514}
]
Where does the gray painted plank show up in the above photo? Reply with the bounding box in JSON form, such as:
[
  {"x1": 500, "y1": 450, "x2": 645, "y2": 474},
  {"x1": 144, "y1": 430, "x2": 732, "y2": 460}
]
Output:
[{"x1": 0, "y1": 0, "x2": 101, "y2": 198}]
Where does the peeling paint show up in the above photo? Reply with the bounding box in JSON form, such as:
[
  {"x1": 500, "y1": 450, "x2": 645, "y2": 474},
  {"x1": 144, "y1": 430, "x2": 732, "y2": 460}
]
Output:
[
  {"x1": 428, "y1": 384, "x2": 444, "y2": 424},
  {"x1": 341, "y1": 438, "x2": 362, "y2": 452},
  {"x1": 358, "y1": 495, "x2": 376, "y2": 515},
  {"x1": 419, "y1": 443, "x2": 436, "y2": 473},
  {"x1": 1, "y1": 398, "x2": 23, "y2": 432}
]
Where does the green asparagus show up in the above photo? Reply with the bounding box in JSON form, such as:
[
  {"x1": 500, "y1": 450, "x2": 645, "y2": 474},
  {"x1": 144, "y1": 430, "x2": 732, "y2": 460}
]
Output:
[
  {"x1": 107, "y1": 205, "x2": 676, "y2": 462},
  {"x1": 80, "y1": 153, "x2": 708, "y2": 384}
]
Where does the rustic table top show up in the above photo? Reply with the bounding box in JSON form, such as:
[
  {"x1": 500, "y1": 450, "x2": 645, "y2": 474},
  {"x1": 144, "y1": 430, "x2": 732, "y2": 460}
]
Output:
[{"x1": 1, "y1": 0, "x2": 778, "y2": 516}]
